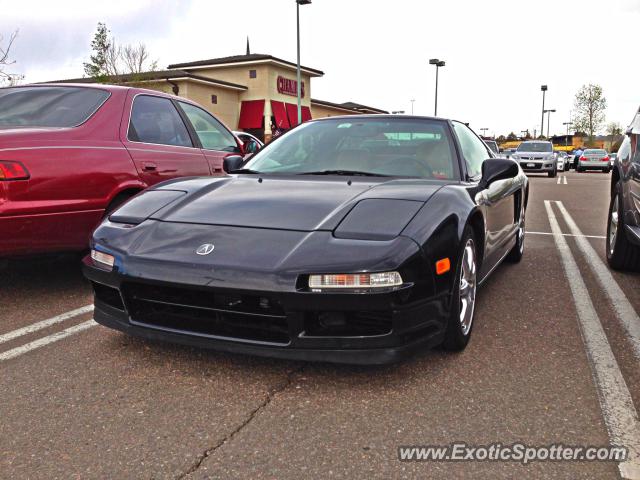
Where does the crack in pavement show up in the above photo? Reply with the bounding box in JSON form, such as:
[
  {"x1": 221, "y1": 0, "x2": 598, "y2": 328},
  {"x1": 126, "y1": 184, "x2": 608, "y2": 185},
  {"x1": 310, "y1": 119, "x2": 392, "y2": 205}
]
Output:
[{"x1": 176, "y1": 364, "x2": 306, "y2": 479}]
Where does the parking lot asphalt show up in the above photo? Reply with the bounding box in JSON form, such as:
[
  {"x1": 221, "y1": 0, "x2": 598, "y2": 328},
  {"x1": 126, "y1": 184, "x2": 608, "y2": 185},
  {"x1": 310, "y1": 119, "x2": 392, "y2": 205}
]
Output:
[{"x1": 1, "y1": 170, "x2": 639, "y2": 479}]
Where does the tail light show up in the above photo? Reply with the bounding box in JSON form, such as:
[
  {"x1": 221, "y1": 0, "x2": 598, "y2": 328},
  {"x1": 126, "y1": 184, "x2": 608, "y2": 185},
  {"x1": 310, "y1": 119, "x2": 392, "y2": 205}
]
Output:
[
  {"x1": 0, "y1": 161, "x2": 30, "y2": 180},
  {"x1": 602, "y1": 156, "x2": 610, "y2": 162},
  {"x1": 579, "y1": 156, "x2": 587, "y2": 161}
]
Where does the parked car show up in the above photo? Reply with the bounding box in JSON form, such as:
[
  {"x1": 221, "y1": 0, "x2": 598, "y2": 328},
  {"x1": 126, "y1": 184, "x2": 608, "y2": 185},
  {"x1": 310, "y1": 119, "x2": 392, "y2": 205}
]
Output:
[
  {"x1": 576, "y1": 148, "x2": 610, "y2": 173},
  {"x1": 609, "y1": 152, "x2": 617, "y2": 168},
  {"x1": 511, "y1": 140, "x2": 557, "y2": 177},
  {"x1": 0, "y1": 84, "x2": 243, "y2": 258},
  {"x1": 84, "y1": 115, "x2": 528, "y2": 364},
  {"x1": 607, "y1": 112, "x2": 640, "y2": 270},
  {"x1": 556, "y1": 152, "x2": 570, "y2": 171},
  {"x1": 233, "y1": 131, "x2": 263, "y2": 155}
]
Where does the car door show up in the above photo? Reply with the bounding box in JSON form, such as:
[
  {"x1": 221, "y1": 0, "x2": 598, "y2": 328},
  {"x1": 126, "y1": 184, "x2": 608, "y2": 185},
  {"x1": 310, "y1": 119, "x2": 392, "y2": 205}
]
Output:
[
  {"x1": 451, "y1": 121, "x2": 516, "y2": 269},
  {"x1": 122, "y1": 93, "x2": 210, "y2": 186},
  {"x1": 176, "y1": 101, "x2": 242, "y2": 175}
]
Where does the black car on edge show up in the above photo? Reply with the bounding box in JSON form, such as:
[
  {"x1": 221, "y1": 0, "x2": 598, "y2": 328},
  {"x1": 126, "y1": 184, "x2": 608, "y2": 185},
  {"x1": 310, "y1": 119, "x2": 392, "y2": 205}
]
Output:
[
  {"x1": 607, "y1": 107, "x2": 640, "y2": 271},
  {"x1": 83, "y1": 116, "x2": 528, "y2": 364}
]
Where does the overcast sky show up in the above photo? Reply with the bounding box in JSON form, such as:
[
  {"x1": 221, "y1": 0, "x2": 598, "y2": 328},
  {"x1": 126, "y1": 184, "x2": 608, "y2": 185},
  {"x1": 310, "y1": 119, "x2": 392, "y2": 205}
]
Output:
[{"x1": 1, "y1": 0, "x2": 638, "y2": 135}]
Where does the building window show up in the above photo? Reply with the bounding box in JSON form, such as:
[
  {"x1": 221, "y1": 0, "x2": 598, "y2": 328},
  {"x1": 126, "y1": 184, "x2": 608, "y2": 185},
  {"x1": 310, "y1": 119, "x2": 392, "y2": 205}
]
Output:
[
  {"x1": 249, "y1": 69, "x2": 257, "y2": 79},
  {"x1": 211, "y1": 95, "x2": 217, "y2": 104}
]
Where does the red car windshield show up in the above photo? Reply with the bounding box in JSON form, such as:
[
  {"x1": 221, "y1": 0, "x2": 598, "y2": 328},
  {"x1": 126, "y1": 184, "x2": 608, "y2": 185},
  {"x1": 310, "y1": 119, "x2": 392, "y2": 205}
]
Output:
[{"x1": 0, "y1": 86, "x2": 110, "y2": 128}]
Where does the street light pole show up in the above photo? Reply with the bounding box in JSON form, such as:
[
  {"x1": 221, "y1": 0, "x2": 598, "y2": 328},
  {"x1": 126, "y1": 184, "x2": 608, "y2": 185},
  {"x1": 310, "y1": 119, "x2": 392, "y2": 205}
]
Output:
[
  {"x1": 429, "y1": 59, "x2": 445, "y2": 116},
  {"x1": 562, "y1": 121, "x2": 572, "y2": 147},
  {"x1": 544, "y1": 109, "x2": 556, "y2": 138},
  {"x1": 540, "y1": 85, "x2": 547, "y2": 139},
  {"x1": 296, "y1": 0, "x2": 311, "y2": 126},
  {"x1": 480, "y1": 128, "x2": 489, "y2": 137},
  {"x1": 410, "y1": 99, "x2": 415, "y2": 115}
]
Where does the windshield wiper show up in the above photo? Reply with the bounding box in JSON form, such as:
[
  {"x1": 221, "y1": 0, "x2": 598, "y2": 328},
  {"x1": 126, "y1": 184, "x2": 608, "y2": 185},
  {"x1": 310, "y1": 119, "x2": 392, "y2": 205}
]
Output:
[
  {"x1": 298, "y1": 169, "x2": 389, "y2": 177},
  {"x1": 229, "y1": 168, "x2": 262, "y2": 174}
]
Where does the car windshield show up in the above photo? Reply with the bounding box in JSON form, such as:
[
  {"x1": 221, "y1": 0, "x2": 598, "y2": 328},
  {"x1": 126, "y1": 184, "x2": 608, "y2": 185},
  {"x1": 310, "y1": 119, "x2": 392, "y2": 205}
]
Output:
[
  {"x1": 584, "y1": 149, "x2": 607, "y2": 155},
  {"x1": 0, "y1": 86, "x2": 110, "y2": 128},
  {"x1": 244, "y1": 118, "x2": 458, "y2": 179},
  {"x1": 516, "y1": 142, "x2": 552, "y2": 152}
]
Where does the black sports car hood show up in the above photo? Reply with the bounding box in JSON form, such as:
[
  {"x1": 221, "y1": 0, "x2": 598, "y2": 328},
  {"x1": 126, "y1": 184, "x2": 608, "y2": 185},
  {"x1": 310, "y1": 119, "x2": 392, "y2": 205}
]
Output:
[{"x1": 153, "y1": 176, "x2": 444, "y2": 232}]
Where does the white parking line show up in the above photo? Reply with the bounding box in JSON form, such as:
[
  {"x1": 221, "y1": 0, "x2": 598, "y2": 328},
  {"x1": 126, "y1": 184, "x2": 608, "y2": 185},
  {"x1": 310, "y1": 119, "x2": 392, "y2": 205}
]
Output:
[
  {"x1": 555, "y1": 201, "x2": 640, "y2": 363},
  {"x1": 557, "y1": 176, "x2": 561, "y2": 184},
  {"x1": 545, "y1": 200, "x2": 640, "y2": 479},
  {"x1": 0, "y1": 305, "x2": 94, "y2": 344},
  {"x1": 0, "y1": 320, "x2": 97, "y2": 362},
  {"x1": 563, "y1": 175, "x2": 568, "y2": 185},
  {"x1": 527, "y1": 231, "x2": 606, "y2": 239}
]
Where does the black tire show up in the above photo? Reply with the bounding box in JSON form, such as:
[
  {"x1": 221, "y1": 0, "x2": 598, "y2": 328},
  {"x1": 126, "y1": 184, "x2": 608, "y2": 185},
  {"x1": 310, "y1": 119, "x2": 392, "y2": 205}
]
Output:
[
  {"x1": 505, "y1": 215, "x2": 525, "y2": 263},
  {"x1": 548, "y1": 168, "x2": 557, "y2": 178},
  {"x1": 576, "y1": 166, "x2": 583, "y2": 172},
  {"x1": 442, "y1": 227, "x2": 478, "y2": 352},
  {"x1": 606, "y1": 182, "x2": 640, "y2": 271},
  {"x1": 604, "y1": 168, "x2": 610, "y2": 174}
]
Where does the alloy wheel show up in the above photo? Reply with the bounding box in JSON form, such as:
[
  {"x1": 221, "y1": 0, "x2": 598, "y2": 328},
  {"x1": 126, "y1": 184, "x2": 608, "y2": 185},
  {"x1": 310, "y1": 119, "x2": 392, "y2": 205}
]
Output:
[
  {"x1": 609, "y1": 194, "x2": 619, "y2": 255},
  {"x1": 459, "y1": 239, "x2": 477, "y2": 336}
]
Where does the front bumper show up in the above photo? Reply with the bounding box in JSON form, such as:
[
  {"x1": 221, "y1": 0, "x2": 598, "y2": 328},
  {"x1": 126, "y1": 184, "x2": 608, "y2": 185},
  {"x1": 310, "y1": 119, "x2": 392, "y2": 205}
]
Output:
[
  {"x1": 83, "y1": 260, "x2": 449, "y2": 365},
  {"x1": 516, "y1": 160, "x2": 555, "y2": 173}
]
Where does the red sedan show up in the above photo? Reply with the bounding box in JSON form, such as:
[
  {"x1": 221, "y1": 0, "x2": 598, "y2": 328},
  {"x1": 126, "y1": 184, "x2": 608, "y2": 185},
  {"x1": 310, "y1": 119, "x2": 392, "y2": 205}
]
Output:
[{"x1": 0, "y1": 84, "x2": 243, "y2": 257}]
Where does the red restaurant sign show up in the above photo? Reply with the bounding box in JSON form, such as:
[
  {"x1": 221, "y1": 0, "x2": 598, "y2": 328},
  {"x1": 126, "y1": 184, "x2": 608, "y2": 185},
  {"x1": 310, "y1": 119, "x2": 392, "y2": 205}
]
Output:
[{"x1": 277, "y1": 76, "x2": 305, "y2": 98}]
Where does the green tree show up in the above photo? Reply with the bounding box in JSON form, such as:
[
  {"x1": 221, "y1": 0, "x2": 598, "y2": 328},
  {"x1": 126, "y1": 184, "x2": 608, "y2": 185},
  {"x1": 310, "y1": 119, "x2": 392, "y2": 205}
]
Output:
[
  {"x1": 496, "y1": 135, "x2": 506, "y2": 143},
  {"x1": 83, "y1": 23, "x2": 111, "y2": 81},
  {"x1": 573, "y1": 84, "x2": 606, "y2": 141},
  {"x1": 506, "y1": 132, "x2": 518, "y2": 141}
]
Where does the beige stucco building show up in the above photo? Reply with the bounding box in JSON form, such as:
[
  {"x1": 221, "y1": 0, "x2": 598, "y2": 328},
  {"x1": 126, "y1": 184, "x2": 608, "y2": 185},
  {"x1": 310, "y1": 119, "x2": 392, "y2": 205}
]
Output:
[{"x1": 54, "y1": 53, "x2": 386, "y2": 142}]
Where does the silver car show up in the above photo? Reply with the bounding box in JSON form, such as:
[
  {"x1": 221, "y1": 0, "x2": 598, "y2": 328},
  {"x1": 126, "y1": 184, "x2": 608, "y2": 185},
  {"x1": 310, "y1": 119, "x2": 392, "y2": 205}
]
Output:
[
  {"x1": 576, "y1": 148, "x2": 611, "y2": 173},
  {"x1": 511, "y1": 141, "x2": 557, "y2": 177}
]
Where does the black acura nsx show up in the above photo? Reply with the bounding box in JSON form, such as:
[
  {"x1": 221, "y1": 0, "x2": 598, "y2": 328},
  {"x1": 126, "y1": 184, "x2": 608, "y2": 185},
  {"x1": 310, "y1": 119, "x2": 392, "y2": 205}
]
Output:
[{"x1": 83, "y1": 116, "x2": 528, "y2": 364}]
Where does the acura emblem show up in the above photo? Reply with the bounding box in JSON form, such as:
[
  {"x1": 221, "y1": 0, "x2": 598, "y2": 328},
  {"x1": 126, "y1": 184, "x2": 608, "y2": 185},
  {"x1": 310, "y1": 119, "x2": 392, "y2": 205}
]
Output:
[{"x1": 196, "y1": 243, "x2": 215, "y2": 255}]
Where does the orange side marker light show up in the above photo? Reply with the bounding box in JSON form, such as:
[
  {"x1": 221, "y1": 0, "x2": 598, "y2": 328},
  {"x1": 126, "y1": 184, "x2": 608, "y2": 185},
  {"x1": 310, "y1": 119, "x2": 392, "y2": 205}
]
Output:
[{"x1": 435, "y1": 258, "x2": 450, "y2": 275}]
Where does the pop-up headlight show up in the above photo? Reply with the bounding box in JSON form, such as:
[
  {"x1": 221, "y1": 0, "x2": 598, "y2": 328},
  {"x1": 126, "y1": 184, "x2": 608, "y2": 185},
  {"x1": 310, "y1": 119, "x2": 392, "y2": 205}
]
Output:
[{"x1": 109, "y1": 190, "x2": 186, "y2": 225}]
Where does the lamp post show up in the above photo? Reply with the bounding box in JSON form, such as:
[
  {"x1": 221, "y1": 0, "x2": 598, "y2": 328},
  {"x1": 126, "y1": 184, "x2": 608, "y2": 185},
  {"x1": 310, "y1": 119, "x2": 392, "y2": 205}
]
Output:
[
  {"x1": 480, "y1": 127, "x2": 489, "y2": 137},
  {"x1": 521, "y1": 130, "x2": 528, "y2": 140},
  {"x1": 544, "y1": 109, "x2": 556, "y2": 138},
  {"x1": 540, "y1": 85, "x2": 548, "y2": 139},
  {"x1": 296, "y1": 0, "x2": 311, "y2": 126},
  {"x1": 562, "y1": 121, "x2": 572, "y2": 147},
  {"x1": 429, "y1": 59, "x2": 445, "y2": 116},
  {"x1": 410, "y1": 99, "x2": 415, "y2": 115}
]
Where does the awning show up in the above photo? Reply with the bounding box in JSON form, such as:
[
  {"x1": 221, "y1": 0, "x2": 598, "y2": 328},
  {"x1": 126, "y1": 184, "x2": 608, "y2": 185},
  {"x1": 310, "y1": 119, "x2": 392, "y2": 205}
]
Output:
[
  {"x1": 301, "y1": 106, "x2": 312, "y2": 122},
  {"x1": 271, "y1": 100, "x2": 290, "y2": 129},
  {"x1": 286, "y1": 102, "x2": 300, "y2": 127},
  {"x1": 238, "y1": 100, "x2": 265, "y2": 129}
]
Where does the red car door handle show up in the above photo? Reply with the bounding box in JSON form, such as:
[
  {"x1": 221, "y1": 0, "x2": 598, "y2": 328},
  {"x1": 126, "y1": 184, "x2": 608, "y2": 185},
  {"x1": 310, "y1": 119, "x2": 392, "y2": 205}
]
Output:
[{"x1": 142, "y1": 162, "x2": 157, "y2": 171}]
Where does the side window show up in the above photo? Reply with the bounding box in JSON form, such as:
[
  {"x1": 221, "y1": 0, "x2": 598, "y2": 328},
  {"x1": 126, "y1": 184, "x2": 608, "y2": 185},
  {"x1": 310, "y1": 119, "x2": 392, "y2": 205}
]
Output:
[
  {"x1": 617, "y1": 137, "x2": 630, "y2": 163},
  {"x1": 128, "y1": 95, "x2": 193, "y2": 147},
  {"x1": 452, "y1": 122, "x2": 490, "y2": 178},
  {"x1": 179, "y1": 102, "x2": 238, "y2": 152}
]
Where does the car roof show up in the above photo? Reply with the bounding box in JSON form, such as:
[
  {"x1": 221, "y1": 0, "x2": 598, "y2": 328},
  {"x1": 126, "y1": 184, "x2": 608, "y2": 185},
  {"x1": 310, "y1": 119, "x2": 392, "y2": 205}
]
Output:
[
  {"x1": 312, "y1": 114, "x2": 450, "y2": 123},
  {"x1": 17, "y1": 82, "x2": 186, "y2": 103}
]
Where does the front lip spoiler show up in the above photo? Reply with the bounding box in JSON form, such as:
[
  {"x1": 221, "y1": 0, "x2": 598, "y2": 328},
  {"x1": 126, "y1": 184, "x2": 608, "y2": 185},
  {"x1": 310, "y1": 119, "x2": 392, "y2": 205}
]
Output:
[{"x1": 92, "y1": 302, "x2": 442, "y2": 365}]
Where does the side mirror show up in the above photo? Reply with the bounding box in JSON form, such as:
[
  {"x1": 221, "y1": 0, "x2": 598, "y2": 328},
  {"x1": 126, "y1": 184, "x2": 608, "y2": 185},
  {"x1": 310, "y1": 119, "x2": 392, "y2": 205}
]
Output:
[
  {"x1": 223, "y1": 155, "x2": 244, "y2": 173},
  {"x1": 626, "y1": 126, "x2": 633, "y2": 136},
  {"x1": 245, "y1": 139, "x2": 261, "y2": 154},
  {"x1": 479, "y1": 158, "x2": 519, "y2": 189}
]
